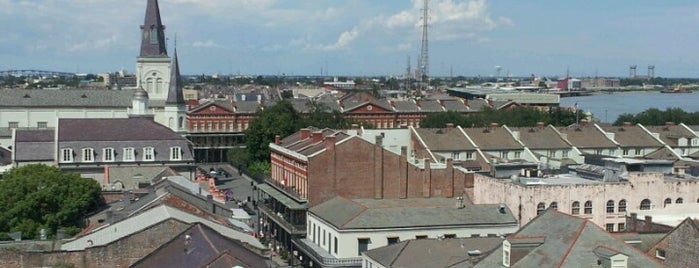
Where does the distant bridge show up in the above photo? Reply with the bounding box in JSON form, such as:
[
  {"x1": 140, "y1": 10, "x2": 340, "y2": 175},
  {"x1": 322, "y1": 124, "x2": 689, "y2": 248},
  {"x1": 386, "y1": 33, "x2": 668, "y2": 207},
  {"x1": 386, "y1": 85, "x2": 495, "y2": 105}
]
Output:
[{"x1": 0, "y1": 70, "x2": 76, "y2": 77}]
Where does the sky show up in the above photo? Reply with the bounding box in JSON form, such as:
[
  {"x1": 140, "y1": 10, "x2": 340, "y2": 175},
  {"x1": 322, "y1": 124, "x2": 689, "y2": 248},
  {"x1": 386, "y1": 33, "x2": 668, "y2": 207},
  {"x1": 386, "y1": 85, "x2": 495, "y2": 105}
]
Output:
[{"x1": 2, "y1": 0, "x2": 699, "y2": 78}]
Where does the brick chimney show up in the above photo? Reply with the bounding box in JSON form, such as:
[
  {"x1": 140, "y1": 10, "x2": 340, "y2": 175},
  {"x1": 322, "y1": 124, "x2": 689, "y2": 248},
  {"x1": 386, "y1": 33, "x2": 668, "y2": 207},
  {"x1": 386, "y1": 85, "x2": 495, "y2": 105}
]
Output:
[
  {"x1": 311, "y1": 131, "x2": 323, "y2": 143},
  {"x1": 629, "y1": 213, "x2": 638, "y2": 232},
  {"x1": 415, "y1": 99, "x2": 421, "y2": 107},
  {"x1": 644, "y1": 215, "x2": 652, "y2": 232},
  {"x1": 300, "y1": 128, "x2": 311, "y2": 139},
  {"x1": 274, "y1": 135, "x2": 281, "y2": 145},
  {"x1": 446, "y1": 123, "x2": 454, "y2": 130},
  {"x1": 439, "y1": 99, "x2": 445, "y2": 107},
  {"x1": 536, "y1": 122, "x2": 545, "y2": 129},
  {"x1": 324, "y1": 135, "x2": 336, "y2": 151},
  {"x1": 623, "y1": 122, "x2": 632, "y2": 127}
]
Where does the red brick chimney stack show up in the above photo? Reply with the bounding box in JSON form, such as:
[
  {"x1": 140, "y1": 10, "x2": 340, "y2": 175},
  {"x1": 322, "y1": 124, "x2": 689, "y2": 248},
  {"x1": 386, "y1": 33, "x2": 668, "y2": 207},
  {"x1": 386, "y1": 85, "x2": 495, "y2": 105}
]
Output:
[{"x1": 300, "y1": 128, "x2": 311, "y2": 139}]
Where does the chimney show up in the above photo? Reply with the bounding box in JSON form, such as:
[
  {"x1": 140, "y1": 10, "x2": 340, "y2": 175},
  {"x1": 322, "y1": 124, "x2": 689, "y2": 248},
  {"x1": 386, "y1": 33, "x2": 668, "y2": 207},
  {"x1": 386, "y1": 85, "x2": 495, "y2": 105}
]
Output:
[
  {"x1": 446, "y1": 123, "x2": 454, "y2": 130},
  {"x1": 489, "y1": 122, "x2": 499, "y2": 132},
  {"x1": 389, "y1": 100, "x2": 395, "y2": 107},
  {"x1": 665, "y1": 122, "x2": 674, "y2": 126},
  {"x1": 324, "y1": 135, "x2": 336, "y2": 151},
  {"x1": 274, "y1": 135, "x2": 281, "y2": 145},
  {"x1": 103, "y1": 165, "x2": 110, "y2": 187},
  {"x1": 400, "y1": 146, "x2": 407, "y2": 157},
  {"x1": 623, "y1": 122, "x2": 632, "y2": 127},
  {"x1": 487, "y1": 98, "x2": 493, "y2": 107},
  {"x1": 439, "y1": 99, "x2": 445, "y2": 107},
  {"x1": 644, "y1": 216, "x2": 652, "y2": 232},
  {"x1": 579, "y1": 119, "x2": 589, "y2": 127},
  {"x1": 300, "y1": 128, "x2": 311, "y2": 139},
  {"x1": 207, "y1": 194, "x2": 215, "y2": 213},
  {"x1": 462, "y1": 98, "x2": 469, "y2": 107},
  {"x1": 630, "y1": 213, "x2": 637, "y2": 232},
  {"x1": 311, "y1": 131, "x2": 323, "y2": 143},
  {"x1": 105, "y1": 210, "x2": 113, "y2": 224},
  {"x1": 375, "y1": 135, "x2": 384, "y2": 147},
  {"x1": 230, "y1": 99, "x2": 237, "y2": 109},
  {"x1": 536, "y1": 122, "x2": 545, "y2": 129},
  {"x1": 415, "y1": 99, "x2": 421, "y2": 107},
  {"x1": 123, "y1": 191, "x2": 132, "y2": 206}
]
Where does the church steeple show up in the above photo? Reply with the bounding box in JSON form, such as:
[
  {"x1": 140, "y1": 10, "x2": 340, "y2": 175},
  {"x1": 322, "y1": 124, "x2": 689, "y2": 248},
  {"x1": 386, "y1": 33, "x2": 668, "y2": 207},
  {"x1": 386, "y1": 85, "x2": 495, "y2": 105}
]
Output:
[
  {"x1": 140, "y1": 0, "x2": 167, "y2": 57},
  {"x1": 166, "y1": 47, "x2": 185, "y2": 105}
]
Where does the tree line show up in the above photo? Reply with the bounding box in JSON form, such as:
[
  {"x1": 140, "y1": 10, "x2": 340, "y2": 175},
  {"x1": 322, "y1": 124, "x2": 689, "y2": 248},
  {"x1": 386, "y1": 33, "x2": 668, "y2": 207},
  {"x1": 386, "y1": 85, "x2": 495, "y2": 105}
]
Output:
[{"x1": 614, "y1": 108, "x2": 699, "y2": 126}]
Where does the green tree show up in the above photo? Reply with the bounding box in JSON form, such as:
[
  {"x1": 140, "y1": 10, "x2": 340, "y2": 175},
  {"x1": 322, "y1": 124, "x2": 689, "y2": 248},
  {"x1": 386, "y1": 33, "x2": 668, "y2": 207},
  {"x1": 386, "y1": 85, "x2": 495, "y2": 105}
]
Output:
[
  {"x1": 244, "y1": 100, "x2": 305, "y2": 163},
  {"x1": 0, "y1": 164, "x2": 105, "y2": 240}
]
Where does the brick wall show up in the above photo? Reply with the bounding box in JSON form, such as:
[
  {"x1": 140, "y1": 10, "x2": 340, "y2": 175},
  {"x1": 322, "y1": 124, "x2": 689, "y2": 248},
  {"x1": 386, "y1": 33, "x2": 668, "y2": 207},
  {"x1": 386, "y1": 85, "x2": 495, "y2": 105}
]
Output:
[{"x1": 306, "y1": 137, "x2": 469, "y2": 207}]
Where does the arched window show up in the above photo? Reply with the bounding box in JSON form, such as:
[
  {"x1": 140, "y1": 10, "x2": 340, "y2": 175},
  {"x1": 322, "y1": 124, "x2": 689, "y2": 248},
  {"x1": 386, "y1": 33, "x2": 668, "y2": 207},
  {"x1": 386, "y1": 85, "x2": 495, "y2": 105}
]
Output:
[
  {"x1": 571, "y1": 201, "x2": 580, "y2": 215},
  {"x1": 618, "y1": 199, "x2": 627, "y2": 213},
  {"x1": 536, "y1": 202, "x2": 546, "y2": 215},
  {"x1": 584, "y1": 201, "x2": 593, "y2": 214},
  {"x1": 676, "y1": 198, "x2": 684, "y2": 204},
  {"x1": 178, "y1": 116, "x2": 184, "y2": 129},
  {"x1": 664, "y1": 198, "x2": 672, "y2": 207},
  {"x1": 606, "y1": 200, "x2": 615, "y2": 213},
  {"x1": 640, "y1": 199, "x2": 651, "y2": 210},
  {"x1": 550, "y1": 202, "x2": 558, "y2": 210}
]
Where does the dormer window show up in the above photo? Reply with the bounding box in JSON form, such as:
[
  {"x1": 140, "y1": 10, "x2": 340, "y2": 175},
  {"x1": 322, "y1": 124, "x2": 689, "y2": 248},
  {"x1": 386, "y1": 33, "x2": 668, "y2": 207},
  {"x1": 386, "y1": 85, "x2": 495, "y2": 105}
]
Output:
[
  {"x1": 170, "y1": 147, "x2": 182, "y2": 161},
  {"x1": 82, "y1": 148, "x2": 94, "y2": 162},
  {"x1": 143, "y1": 147, "x2": 155, "y2": 161},
  {"x1": 60, "y1": 148, "x2": 74, "y2": 163}
]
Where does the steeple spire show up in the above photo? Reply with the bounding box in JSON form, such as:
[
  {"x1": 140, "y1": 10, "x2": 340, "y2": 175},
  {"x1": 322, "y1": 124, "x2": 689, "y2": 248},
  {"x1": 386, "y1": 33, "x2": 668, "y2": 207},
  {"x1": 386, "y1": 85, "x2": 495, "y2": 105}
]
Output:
[
  {"x1": 166, "y1": 47, "x2": 185, "y2": 105},
  {"x1": 140, "y1": 0, "x2": 167, "y2": 57}
]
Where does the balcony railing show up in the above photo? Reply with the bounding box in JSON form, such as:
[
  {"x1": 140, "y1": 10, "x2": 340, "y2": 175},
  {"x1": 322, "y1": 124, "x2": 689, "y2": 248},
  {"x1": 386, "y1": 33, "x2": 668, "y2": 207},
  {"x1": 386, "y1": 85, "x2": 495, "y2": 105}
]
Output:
[
  {"x1": 293, "y1": 238, "x2": 362, "y2": 267},
  {"x1": 257, "y1": 205, "x2": 306, "y2": 235},
  {"x1": 264, "y1": 177, "x2": 306, "y2": 202}
]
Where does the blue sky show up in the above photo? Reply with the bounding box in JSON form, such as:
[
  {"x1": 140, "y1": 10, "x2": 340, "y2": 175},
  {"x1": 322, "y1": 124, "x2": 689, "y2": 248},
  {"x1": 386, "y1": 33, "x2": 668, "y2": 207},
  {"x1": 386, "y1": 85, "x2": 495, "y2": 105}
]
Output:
[{"x1": 2, "y1": 0, "x2": 699, "y2": 77}]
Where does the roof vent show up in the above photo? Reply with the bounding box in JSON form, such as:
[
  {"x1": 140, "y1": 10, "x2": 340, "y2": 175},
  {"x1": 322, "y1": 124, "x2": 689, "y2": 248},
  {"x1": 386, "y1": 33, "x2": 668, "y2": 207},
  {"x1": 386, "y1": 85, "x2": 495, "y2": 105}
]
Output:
[
  {"x1": 23, "y1": 93, "x2": 30, "y2": 98},
  {"x1": 81, "y1": 94, "x2": 87, "y2": 98},
  {"x1": 498, "y1": 204, "x2": 507, "y2": 214}
]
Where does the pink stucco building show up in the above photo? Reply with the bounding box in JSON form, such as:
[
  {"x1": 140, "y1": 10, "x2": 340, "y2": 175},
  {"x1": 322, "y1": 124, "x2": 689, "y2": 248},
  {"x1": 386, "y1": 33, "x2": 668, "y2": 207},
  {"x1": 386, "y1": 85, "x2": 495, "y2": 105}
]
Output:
[{"x1": 473, "y1": 171, "x2": 699, "y2": 232}]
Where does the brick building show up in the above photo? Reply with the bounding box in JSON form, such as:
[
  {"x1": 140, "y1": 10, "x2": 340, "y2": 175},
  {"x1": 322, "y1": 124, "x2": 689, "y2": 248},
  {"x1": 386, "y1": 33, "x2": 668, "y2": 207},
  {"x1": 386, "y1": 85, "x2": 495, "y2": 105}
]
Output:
[{"x1": 256, "y1": 127, "x2": 473, "y2": 264}]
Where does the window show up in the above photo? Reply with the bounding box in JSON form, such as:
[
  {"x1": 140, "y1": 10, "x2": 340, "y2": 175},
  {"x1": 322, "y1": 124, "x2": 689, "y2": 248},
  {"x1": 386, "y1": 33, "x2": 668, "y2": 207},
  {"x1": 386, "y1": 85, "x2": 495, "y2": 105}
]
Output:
[
  {"x1": 466, "y1": 152, "x2": 473, "y2": 159},
  {"x1": 655, "y1": 249, "x2": 666, "y2": 260},
  {"x1": 123, "y1": 147, "x2": 135, "y2": 162},
  {"x1": 514, "y1": 151, "x2": 521, "y2": 158},
  {"x1": 149, "y1": 27, "x2": 158, "y2": 44},
  {"x1": 571, "y1": 201, "x2": 580, "y2": 215},
  {"x1": 607, "y1": 200, "x2": 615, "y2": 213},
  {"x1": 617, "y1": 223, "x2": 625, "y2": 232},
  {"x1": 500, "y1": 151, "x2": 508, "y2": 158},
  {"x1": 693, "y1": 139, "x2": 699, "y2": 146},
  {"x1": 443, "y1": 234, "x2": 456, "y2": 239},
  {"x1": 357, "y1": 238, "x2": 369, "y2": 255},
  {"x1": 387, "y1": 237, "x2": 400, "y2": 245},
  {"x1": 170, "y1": 147, "x2": 182, "y2": 160},
  {"x1": 37, "y1": 121, "x2": 48, "y2": 128},
  {"x1": 143, "y1": 147, "x2": 155, "y2": 161},
  {"x1": 536, "y1": 202, "x2": 546, "y2": 215},
  {"x1": 82, "y1": 148, "x2": 94, "y2": 162},
  {"x1": 60, "y1": 148, "x2": 74, "y2": 163},
  {"x1": 322, "y1": 229, "x2": 326, "y2": 245},
  {"x1": 664, "y1": 198, "x2": 672, "y2": 207},
  {"x1": 8, "y1": 122, "x2": 18, "y2": 128},
  {"x1": 634, "y1": 148, "x2": 641, "y2": 156},
  {"x1": 618, "y1": 199, "x2": 627, "y2": 213},
  {"x1": 595, "y1": 149, "x2": 603, "y2": 155},
  {"x1": 606, "y1": 224, "x2": 614, "y2": 232},
  {"x1": 550, "y1": 202, "x2": 558, "y2": 210},
  {"x1": 640, "y1": 199, "x2": 651, "y2": 210},
  {"x1": 334, "y1": 237, "x2": 338, "y2": 254},
  {"x1": 103, "y1": 148, "x2": 114, "y2": 162},
  {"x1": 584, "y1": 201, "x2": 593, "y2": 214},
  {"x1": 622, "y1": 149, "x2": 629, "y2": 156},
  {"x1": 452, "y1": 152, "x2": 460, "y2": 160},
  {"x1": 562, "y1": 150, "x2": 569, "y2": 158},
  {"x1": 502, "y1": 240, "x2": 511, "y2": 267},
  {"x1": 676, "y1": 198, "x2": 684, "y2": 204}
]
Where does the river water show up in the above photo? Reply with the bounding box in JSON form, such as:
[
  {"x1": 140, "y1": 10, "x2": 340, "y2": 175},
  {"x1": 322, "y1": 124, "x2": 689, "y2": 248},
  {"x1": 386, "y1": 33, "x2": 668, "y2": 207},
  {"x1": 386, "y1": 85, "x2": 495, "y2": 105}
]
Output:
[{"x1": 559, "y1": 91, "x2": 699, "y2": 123}]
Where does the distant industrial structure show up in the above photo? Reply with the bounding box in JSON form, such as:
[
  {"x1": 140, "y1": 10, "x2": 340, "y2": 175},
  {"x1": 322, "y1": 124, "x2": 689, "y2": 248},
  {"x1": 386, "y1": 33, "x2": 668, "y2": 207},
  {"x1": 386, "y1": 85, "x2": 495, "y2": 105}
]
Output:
[{"x1": 630, "y1": 64, "x2": 655, "y2": 79}]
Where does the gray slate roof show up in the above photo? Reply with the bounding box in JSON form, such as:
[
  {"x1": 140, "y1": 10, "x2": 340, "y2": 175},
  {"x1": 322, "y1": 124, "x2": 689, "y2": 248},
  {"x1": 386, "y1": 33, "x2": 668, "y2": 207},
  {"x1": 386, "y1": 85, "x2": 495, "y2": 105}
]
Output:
[
  {"x1": 414, "y1": 127, "x2": 476, "y2": 151},
  {"x1": 309, "y1": 196, "x2": 517, "y2": 230},
  {"x1": 475, "y1": 210, "x2": 662, "y2": 268},
  {"x1": 0, "y1": 88, "x2": 137, "y2": 108},
  {"x1": 510, "y1": 125, "x2": 571, "y2": 150},
  {"x1": 364, "y1": 237, "x2": 502, "y2": 268},
  {"x1": 58, "y1": 118, "x2": 185, "y2": 141},
  {"x1": 13, "y1": 129, "x2": 55, "y2": 161}
]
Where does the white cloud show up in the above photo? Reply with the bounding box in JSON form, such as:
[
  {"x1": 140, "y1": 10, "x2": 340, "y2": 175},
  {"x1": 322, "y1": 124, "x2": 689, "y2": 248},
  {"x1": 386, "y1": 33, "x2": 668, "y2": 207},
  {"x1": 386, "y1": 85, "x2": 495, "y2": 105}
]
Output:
[
  {"x1": 67, "y1": 35, "x2": 119, "y2": 53},
  {"x1": 191, "y1": 40, "x2": 221, "y2": 48},
  {"x1": 312, "y1": 0, "x2": 512, "y2": 51}
]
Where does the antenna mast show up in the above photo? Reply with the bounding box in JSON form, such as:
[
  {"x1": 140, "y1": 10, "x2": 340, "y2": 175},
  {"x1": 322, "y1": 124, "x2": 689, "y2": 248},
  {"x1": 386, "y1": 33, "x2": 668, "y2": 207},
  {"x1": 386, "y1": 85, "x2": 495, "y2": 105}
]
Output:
[{"x1": 418, "y1": 0, "x2": 429, "y2": 95}]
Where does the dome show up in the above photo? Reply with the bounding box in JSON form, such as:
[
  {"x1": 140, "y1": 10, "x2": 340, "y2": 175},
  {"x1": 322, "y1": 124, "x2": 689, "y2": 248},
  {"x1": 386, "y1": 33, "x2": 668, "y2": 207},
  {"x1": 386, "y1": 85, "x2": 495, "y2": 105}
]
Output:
[{"x1": 134, "y1": 87, "x2": 149, "y2": 99}]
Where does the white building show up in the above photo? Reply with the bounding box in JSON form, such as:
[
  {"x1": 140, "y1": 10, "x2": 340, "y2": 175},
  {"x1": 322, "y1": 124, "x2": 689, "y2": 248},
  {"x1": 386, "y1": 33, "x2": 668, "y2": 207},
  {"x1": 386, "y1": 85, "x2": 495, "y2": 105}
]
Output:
[{"x1": 292, "y1": 196, "x2": 519, "y2": 267}]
